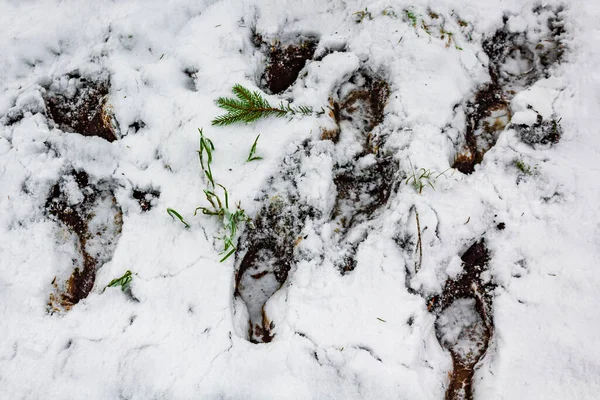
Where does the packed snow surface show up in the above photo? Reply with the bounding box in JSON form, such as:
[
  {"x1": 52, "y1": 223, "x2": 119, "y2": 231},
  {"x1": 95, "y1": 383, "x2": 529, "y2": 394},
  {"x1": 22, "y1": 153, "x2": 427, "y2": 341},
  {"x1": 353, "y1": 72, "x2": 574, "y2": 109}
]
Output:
[{"x1": 1, "y1": 0, "x2": 600, "y2": 399}]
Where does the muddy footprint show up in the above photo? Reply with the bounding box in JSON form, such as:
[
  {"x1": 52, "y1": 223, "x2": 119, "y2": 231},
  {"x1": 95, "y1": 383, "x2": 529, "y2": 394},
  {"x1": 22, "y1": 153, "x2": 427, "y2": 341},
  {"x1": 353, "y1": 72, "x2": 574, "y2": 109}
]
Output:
[
  {"x1": 46, "y1": 170, "x2": 122, "y2": 312},
  {"x1": 43, "y1": 72, "x2": 120, "y2": 142},
  {"x1": 235, "y1": 141, "x2": 320, "y2": 342},
  {"x1": 234, "y1": 68, "x2": 398, "y2": 342},
  {"x1": 253, "y1": 32, "x2": 318, "y2": 94},
  {"x1": 327, "y1": 70, "x2": 398, "y2": 272},
  {"x1": 429, "y1": 240, "x2": 494, "y2": 400},
  {"x1": 452, "y1": 6, "x2": 566, "y2": 173},
  {"x1": 452, "y1": 83, "x2": 510, "y2": 174}
]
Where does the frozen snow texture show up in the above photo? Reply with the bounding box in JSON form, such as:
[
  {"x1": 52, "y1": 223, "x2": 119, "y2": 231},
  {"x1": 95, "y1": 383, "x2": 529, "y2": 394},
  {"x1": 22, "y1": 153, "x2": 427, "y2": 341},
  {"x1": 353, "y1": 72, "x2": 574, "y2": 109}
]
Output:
[
  {"x1": 436, "y1": 298, "x2": 486, "y2": 364},
  {"x1": 0, "y1": 0, "x2": 599, "y2": 399}
]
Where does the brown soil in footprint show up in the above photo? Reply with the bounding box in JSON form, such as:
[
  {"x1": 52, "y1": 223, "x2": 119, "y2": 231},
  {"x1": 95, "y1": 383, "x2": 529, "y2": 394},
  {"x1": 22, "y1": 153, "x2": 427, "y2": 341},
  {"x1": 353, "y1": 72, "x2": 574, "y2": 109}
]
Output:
[
  {"x1": 330, "y1": 72, "x2": 390, "y2": 137},
  {"x1": 258, "y1": 36, "x2": 318, "y2": 94},
  {"x1": 453, "y1": 84, "x2": 510, "y2": 174},
  {"x1": 44, "y1": 75, "x2": 120, "y2": 142},
  {"x1": 46, "y1": 170, "x2": 122, "y2": 311},
  {"x1": 429, "y1": 240, "x2": 495, "y2": 400}
]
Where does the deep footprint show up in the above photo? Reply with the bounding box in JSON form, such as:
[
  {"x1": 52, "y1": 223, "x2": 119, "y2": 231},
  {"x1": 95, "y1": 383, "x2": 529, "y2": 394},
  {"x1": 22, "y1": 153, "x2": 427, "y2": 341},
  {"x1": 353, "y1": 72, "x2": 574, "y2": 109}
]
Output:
[
  {"x1": 429, "y1": 240, "x2": 494, "y2": 400},
  {"x1": 253, "y1": 33, "x2": 318, "y2": 94},
  {"x1": 46, "y1": 170, "x2": 122, "y2": 311},
  {"x1": 234, "y1": 70, "x2": 396, "y2": 342},
  {"x1": 453, "y1": 6, "x2": 565, "y2": 173},
  {"x1": 235, "y1": 142, "x2": 319, "y2": 342},
  {"x1": 328, "y1": 70, "x2": 396, "y2": 273},
  {"x1": 43, "y1": 73, "x2": 120, "y2": 142},
  {"x1": 452, "y1": 83, "x2": 510, "y2": 174}
]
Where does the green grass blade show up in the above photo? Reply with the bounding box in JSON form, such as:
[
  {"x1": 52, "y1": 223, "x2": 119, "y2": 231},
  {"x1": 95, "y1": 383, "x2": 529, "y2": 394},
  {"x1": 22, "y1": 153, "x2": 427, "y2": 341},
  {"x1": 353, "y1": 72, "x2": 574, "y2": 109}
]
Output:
[
  {"x1": 217, "y1": 184, "x2": 229, "y2": 209},
  {"x1": 107, "y1": 270, "x2": 133, "y2": 291},
  {"x1": 219, "y1": 247, "x2": 236, "y2": 262},
  {"x1": 167, "y1": 208, "x2": 190, "y2": 228},
  {"x1": 247, "y1": 134, "x2": 262, "y2": 162}
]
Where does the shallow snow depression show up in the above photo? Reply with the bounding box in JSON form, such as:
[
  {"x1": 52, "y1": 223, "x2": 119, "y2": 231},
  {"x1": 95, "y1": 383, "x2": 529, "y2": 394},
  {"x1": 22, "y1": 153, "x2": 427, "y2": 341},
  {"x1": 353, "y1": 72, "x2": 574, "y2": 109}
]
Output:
[{"x1": 1, "y1": 0, "x2": 600, "y2": 399}]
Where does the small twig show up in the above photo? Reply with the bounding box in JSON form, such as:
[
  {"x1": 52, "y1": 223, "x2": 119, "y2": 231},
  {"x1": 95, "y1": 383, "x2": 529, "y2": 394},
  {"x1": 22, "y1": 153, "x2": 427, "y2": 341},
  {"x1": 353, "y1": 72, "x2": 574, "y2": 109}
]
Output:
[{"x1": 415, "y1": 210, "x2": 423, "y2": 272}]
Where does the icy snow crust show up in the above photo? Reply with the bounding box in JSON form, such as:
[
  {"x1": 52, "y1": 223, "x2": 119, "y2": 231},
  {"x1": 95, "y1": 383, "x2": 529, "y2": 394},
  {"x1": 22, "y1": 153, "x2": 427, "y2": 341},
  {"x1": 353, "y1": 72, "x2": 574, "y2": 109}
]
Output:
[{"x1": 1, "y1": 0, "x2": 599, "y2": 399}]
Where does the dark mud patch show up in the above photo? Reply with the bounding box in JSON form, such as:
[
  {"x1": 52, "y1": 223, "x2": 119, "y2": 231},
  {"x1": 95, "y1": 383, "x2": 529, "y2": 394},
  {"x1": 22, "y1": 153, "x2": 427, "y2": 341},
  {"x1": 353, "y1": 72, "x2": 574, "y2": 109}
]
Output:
[
  {"x1": 428, "y1": 240, "x2": 495, "y2": 400},
  {"x1": 255, "y1": 34, "x2": 318, "y2": 94},
  {"x1": 512, "y1": 113, "x2": 562, "y2": 146},
  {"x1": 46, "y1": 170, "x2": 122, "y2": 311},
  {"x1": 43, "y1": 74, "x2": 120, "y2": 142},
  {"x1": 183, "y1": 67, "x2": 198, "y2": 91},
  {"x1": 3, "y1": 108, "x2": 25, "y2": 126},
  {"x1": 132, "y1": 188, "x2": 160, "y2": 212},
  {"x1": 128, "y1": 120, "x2": 146, "y2": 134},
  {"x1": 331, "y1": 152, "x2": 399, "y2": 274},
  {"x1": 452, "y1": 6, "x2": 565, "y2": 173}
]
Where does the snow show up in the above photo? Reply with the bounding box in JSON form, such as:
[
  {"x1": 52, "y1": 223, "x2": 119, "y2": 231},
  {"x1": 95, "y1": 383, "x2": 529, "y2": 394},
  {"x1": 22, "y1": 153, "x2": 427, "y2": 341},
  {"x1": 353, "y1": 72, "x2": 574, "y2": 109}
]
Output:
[
  {"x1": 511, "y1": 80, "x2": 562, "y2": 120},
  {"x1": 1, "y1": 0, "x2": 600, "y2": 399},
  {"x1": 436, "y1": 298, "x2": 485, "y2": 363}
]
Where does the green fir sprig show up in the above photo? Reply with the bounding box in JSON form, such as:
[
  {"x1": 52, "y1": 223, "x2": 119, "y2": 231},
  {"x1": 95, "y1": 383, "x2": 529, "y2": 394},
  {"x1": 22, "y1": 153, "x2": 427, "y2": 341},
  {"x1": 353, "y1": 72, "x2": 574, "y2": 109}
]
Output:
[{"x1": 212, "y1": 84, "x2": 314, "y2": 126}]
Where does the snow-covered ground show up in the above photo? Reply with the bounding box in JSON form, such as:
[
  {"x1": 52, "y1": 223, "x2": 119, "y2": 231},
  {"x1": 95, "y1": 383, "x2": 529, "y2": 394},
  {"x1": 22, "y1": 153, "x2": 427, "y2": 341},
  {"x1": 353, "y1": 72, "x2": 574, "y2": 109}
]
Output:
[{"x1": 1, "y1": 0, "x2": 600, "y2": 398}]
